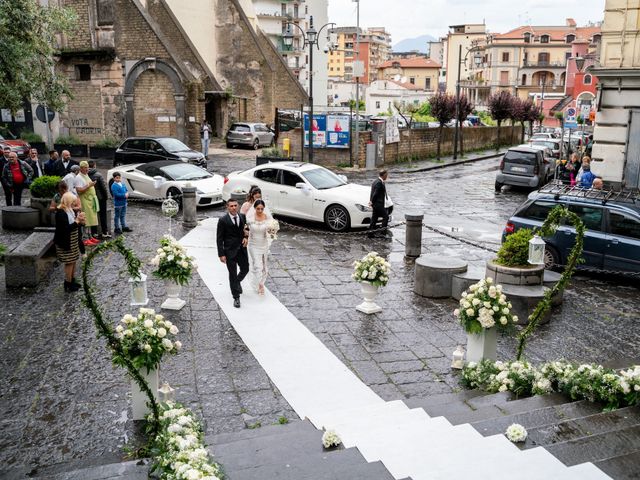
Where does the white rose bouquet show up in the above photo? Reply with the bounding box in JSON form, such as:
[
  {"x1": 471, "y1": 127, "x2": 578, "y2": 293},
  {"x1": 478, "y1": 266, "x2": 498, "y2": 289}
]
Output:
[
  {"x1": 454, "y1": 277, "x2": 517, "y2": 334},
  {"x1": 115, "y1": 307, "x2": 182, "y2": 372},
  {"x1": 152, "y1": 235, "x2": 196, "y2": 286},
  {"x1": 352, "y1": 252, "x2": 391, "y2": 287},
  {"x1": 505, "y1": 423, "x2": 527, "y2": 443},
  {"x1": 322, "y1": 429, "x2": 342, "y2": 449},
  {"x1": 267, "y1": 219, "x2": 280, "y2": 241}
]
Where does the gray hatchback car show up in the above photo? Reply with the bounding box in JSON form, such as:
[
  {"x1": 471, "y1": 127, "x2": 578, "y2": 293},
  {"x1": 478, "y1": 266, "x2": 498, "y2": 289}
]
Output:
[
  {"x1": 503, "y1": 185, "x2": 640, "y2": 274},
  {"x1": 226, "y1": 123, "x2": 275, "y2": 149},
  {"x1": 495, "y1": 146, "x2": 553, "y2": 191}
]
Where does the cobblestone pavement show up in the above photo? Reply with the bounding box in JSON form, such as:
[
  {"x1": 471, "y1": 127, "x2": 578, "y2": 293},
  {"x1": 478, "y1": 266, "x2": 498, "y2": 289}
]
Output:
[{"x1": 1, "y1": 146, "x2": 639, "y2": 475}]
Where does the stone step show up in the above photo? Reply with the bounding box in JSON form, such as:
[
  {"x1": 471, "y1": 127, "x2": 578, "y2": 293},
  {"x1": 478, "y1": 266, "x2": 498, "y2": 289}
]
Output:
[
  {"x1": 526, "y1": 406, "x2": 640, "y2": 448},
  {"x1": 312, "y1": 399, "x2": 406, "y2": 430},
  {"x1": 466, "y1": 391, "x2": 514, "y2": 409},
  {"x1": 472, "y1": 399, "x2": 602, "y2": 436},
  {"x1": 403, "y1": 389, "x2": 486, "y2": 409},
  {"x1": 206, "y1": 419, "x2": 315, "y2": 446},
  {"x1": 31, "y1": 459, "x2": 149, "y2": 480},
  {"x1": 544, "y1": 424, "x2": 640, "y2": 466},
  {"x1": 594, "y1": 450, "x2": 640, "y2": 480}
]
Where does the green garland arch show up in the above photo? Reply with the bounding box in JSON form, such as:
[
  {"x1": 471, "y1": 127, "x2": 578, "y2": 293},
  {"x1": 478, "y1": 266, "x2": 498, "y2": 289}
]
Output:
[
  {"x1": 81, "y1": 236, "x2": 160, "y2": 444},
  {"x1": 515, "y1": 205, "x2": 585, "y2": 360}
]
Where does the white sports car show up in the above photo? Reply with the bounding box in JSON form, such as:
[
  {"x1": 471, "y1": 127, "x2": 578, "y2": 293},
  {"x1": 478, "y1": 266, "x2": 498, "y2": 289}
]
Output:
[
  {"x1": 107, "y1": 161, "x2": 224, "y2": 207},
  {"x1": 222, "y1": 162, "x2": 393, "y2": 232}
]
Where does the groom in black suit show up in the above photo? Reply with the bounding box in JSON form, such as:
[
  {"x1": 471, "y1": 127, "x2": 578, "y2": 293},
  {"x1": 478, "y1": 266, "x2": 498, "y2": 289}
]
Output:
[
  {"x1": 368, "y1": 169, "x2": 389, "y2": 238},
  {"x1": 217, "y1": 199, "x2": 249, "y2": 308}
]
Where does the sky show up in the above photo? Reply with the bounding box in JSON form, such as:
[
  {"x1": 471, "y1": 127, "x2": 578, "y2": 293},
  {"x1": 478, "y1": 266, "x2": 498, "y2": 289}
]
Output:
[{"x1": 328, "y1": 0, "x2": 606, "y2": 45}]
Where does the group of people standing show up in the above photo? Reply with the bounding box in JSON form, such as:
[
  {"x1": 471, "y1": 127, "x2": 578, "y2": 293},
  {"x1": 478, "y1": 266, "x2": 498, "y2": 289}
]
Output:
[
  {"x1": 556, "y1": 154, "x2": 600, "y2": 189},
  {"x1": 216, "y1": 186, "x2": 273, "y2": 308}
]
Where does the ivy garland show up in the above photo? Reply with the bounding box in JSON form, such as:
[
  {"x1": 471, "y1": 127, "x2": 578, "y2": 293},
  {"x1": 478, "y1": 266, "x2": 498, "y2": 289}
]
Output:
[
  {"x1": 515, "y1": 205, "x2": 585, "y2": 360},
  {"x1": 81, "y1": 236, "x2": 160, "y2": 446}
]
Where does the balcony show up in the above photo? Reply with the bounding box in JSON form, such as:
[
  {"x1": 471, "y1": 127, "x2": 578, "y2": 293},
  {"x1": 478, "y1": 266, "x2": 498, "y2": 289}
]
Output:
[{"x1": 522, "y1": 60, "x2": 566, "y2": 68}]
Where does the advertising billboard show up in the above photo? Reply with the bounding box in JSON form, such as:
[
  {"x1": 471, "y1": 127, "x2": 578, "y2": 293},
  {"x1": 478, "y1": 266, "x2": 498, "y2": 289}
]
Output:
[
  {"x1": 304, "y1": 114, "x2": 327, "y2": 147},
  {"x1": 326, "y1": 115, "x2": 350, "y2": 148}
]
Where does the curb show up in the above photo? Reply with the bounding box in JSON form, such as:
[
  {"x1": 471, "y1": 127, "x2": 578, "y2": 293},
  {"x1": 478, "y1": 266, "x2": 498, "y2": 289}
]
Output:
[{"x1": 395, "y1": 151, "x2": 506, "y2": 174}]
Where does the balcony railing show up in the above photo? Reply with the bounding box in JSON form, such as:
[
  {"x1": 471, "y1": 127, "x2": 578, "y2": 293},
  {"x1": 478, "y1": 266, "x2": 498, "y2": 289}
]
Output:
[{"x1": 522, "y1": 60, "x2": 566, "y2": 68}]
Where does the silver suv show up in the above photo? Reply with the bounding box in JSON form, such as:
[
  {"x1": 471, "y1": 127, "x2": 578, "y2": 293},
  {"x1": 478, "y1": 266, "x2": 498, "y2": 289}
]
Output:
[
  {"x1": 495, "y1": 146, "x2": 553, "y2": 191},
  {"x1": 226, "y1": 123, "x2": 275, "y2": 149}
]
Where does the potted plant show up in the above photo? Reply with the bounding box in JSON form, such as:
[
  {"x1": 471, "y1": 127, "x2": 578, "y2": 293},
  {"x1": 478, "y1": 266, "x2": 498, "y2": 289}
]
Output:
[
  {"x1": 352, "y1": 251, "x2": 390, "y2": 314},
  {"x1": 19, "y1": 130, "x2": 46, "y2": 154},
  {"x1": 486, "y1": 228, "x2": 545, "y2": 286},
  {"x1": 29, "y1": 175, "x2": 62, "y2": 226},
  {"x1": 256, "y1": 146, "x2": 290, "y2": 166},
  {"x1": 54, "y1": 134, "x2": 88, "y2": 158},
  {"x1": 90, "y1": 136, "x2": 120, "y2": 160},
  {"x1": 151, "y1": 235, "x2": 196, "y2": 311},
  {"x1": 454, "y1": 277, "x2": 517, "y2": 362}
]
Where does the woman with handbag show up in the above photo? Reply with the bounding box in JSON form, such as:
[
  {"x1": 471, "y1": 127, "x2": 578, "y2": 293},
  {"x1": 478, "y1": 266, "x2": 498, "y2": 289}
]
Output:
[{"x1": 54, "y1": 192, "x2": 86, "y2": 292}]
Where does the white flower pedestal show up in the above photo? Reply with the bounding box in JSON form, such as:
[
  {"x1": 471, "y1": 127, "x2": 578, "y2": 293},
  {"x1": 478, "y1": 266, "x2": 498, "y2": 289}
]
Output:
[
  {"x1": 131, "y1": 367, "x2": 159, "y2": 420},
  {"x1": 466, "y1": 328, "x2": 497, "y2": 363},
  {"x1": 161, "y1": 280, "x2": 186, "y2": 310},
  {"x1": 356, "y1": 282, "x2": 382, "y2": 314}
]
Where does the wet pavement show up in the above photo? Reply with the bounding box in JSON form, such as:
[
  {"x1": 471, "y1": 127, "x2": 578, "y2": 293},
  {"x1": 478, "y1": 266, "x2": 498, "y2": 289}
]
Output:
[{"x1": 1, "y1": 145, "x2": 639, "y2": 476}]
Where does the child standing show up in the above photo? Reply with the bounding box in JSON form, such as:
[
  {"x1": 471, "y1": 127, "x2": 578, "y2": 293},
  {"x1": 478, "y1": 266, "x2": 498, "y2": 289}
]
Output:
[{"x1": 110, "y1": 172, "x2": 132, "y2": 234}]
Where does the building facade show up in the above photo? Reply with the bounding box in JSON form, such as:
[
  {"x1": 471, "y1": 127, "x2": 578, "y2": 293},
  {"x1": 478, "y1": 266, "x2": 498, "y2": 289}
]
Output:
[
  {"x1": 377, "y1": 58, "x2": 440, "y2": 93},
  {"x1": 365, "y1": 80, "x2": 430, "y2": 116},
  {"x1": 444, "y1": 24, "x2": 488, "y2": 95}
]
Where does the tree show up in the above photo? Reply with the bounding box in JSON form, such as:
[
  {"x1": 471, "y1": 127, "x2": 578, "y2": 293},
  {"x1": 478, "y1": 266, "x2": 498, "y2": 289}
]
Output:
[
  {"x1": 554, "y1": 111, "x2": 564, "y2": 126},
  {"x1": 488, "y1": 91, "x2": 514, "y2": 147},
  {"x1": 525, "y1": 101, "x2": 542, "y2": 137},
  {"x1": 510, "y1": 97, "x2": 531, "y2": 144},
  {"x1": 455, "y1": 94, "x2": 474, "y2": 156},
  {"x1": 393, "y1": 101, "x2": 419, "y2": 164},
  {"x1": 348, "y1": 99, "x2": 365, "y2": 111},
  {"x1": 429, "y1": 93, "x2": 456, "y2": 160},
  {"x1": 0, "y1": 0, "x2": 76, "y2": 113}
]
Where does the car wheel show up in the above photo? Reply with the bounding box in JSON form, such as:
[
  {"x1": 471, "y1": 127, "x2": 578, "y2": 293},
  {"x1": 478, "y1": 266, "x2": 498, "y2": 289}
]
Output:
[
  {"x1": 167, "y1": 187, "x2": 183, "y2": 207},
  {"x1": 252, "y1": 139, "x2": 259, "y2": 150},
  {"x1": 544, "y1": 245, "x2": 560, "y2": 270},
  {"x1": 324, "y1": 204, "x2": 350, "y2": 232},
  {"x1": 494, "y1": 181, "x2": 503, "y2": 192}
]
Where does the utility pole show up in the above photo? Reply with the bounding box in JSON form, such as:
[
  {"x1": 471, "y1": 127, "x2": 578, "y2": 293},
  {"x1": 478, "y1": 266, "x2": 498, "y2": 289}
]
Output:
[
  {"x1": 453, "y1": 44, "x2": 463, "y2": 160},
  {"x1": 309, "y1": 17, "x2": 315, "y2": 164},
  {"x1": 353, "y1": 0, "x2": 361, "y2": 168}
]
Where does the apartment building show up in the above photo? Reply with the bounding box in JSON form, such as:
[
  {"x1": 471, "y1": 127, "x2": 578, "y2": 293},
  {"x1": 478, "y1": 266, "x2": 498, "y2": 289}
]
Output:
[
  {"x1": 444, "y1": 23, "x2": 488, "y2": 95},
  {"x1": 327, "y1": 26, "x2": 392, "y2": 84},
  {"x1": 377, "y1": 57, "x2": 441, "y2": 93}
]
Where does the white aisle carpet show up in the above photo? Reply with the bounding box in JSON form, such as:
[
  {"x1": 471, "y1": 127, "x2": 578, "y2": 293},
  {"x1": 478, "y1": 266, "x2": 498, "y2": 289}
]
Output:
[{"x1": 181, "y1": 218, "x2": 610, "y2": 480}]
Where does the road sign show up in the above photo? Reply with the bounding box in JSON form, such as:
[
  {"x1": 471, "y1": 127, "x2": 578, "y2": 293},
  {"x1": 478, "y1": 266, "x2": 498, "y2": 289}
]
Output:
[
  {"x1": 35, "y1": 105, "x2": 55, "y2": 123},
  {"x1": 564, "y1": 107, "x2": 577, "y2": 129}
]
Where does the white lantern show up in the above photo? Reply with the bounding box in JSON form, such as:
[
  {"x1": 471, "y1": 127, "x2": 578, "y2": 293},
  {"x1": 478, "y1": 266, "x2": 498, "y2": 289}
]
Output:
[
  {"x1": 451, "y1": 345, "x2": 465, "y2": 369},
  {"x1": 129, "y1": 273, "x2": 149, "y2": 306},
  {"x1": 528, "y1": 235, "x2": 546, "y2": 266},
  {"x1": 158, "y1": 382, "x2": 175, "y2": 403}
]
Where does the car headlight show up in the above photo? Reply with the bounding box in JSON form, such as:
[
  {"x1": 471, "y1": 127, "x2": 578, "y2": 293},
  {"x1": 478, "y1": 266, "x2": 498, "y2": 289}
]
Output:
[
  {"x1": 196, "y1": 189, "x2": 205, "y2": 195},
  {"x1": 355, "y1": 203, "x2": 372, "y2": 212}
]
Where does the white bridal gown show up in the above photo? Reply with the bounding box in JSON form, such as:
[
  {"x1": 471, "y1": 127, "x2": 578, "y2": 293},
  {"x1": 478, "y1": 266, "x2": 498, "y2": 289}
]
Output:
[{"x1": 247, "y1": 216, "x2": 272, "y2": 292}]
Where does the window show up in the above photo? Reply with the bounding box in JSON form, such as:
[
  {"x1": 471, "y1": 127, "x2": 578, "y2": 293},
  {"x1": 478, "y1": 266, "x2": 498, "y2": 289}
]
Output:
[
  {"x1": 609, "y1": 212, "x2": 640, "y2": 239},
  {"x1": 146, "y1": 140, "x2": 162, "y2": 153},
  {"x1": 376, "y1": 101, "x2": 380, "y2": 108},
  {"x1": 138, "y1": 164, "x2": 162, "y2": 178},
  {"x1": 125, "y1": 139, "x2": 145, "y2": 150},
  {"x1": 566, "y1": 34, "x2": 576, "y2": 44},
  {"x1": 584, "y1": 74, "x2": 592, "y2": 85},
  {"x1": 522, "y1": 201, "x2": 555, "y2": 221},
  {"x1": 230, "y1": 124, "x2": 250, "y2": 132},
  {"x1": 500, "y1": 71, "x2": 509, "y2": 85},
  {"x1": 592, "y1": 34, "x2": 601, "y2": 45},
  {"x1": 568, "y1": 205, "x2": 603, "y2": 231},
  {"x1": 540, "y1": 34, "x2": 550, "y2": 44},
  {"x1": 282, "y1": 170, "x2": 303, "y2": 187},
  {"x1": 425, "y1": 77, "x2": 431, "y2": 89},
  {"x1": 75, "y1": 64, "x2": 91, "y2": 81},
  {"x1": 521, "y1": 73, "x2": 527, "y2": 86},
  {"x1": 523, "y1": 33, "x2": 531, "y2": 43},
  {"x1": 409, "y1": 77, "x2": 415, "y2": 85},
  {"x1": 502, "y1": 52, "x2": 510, "y2": 62},
  {"x1": 538, "y1": 52, "x2": 550, "y2": 65},
  {"x1": 96, "y1": 0, "x2": 114, "y2": 26},
  {"x1": 254, "y1": 168, "x2": 279, "y2": 184}
]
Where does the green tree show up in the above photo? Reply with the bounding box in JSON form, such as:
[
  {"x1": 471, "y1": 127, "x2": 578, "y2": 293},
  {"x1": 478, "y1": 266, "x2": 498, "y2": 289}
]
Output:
[
  {"x1": 429, "y1": 92, "x2": 456, "y2": 160},
  {"x1": 0, "y1": 0, "x2": 76, "y2": 113},
  {"x1": 455, "y1": 94, "x2": 474, "y2": 156},
  {"x1": 488, "y1": 91, "x2": 514, "y2": 147},
  {"x1": 348, "y1": 99, "x2": 365, "y2": 111}
]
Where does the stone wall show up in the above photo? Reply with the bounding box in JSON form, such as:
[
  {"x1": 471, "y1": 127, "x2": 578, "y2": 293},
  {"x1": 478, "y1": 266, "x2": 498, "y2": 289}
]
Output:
[
  {"x1": 133, "y1": 70, "x2": 178, "y2": 137},
  {"x1": 278, "y1": 126, "x2": 522, "y2": 167}
]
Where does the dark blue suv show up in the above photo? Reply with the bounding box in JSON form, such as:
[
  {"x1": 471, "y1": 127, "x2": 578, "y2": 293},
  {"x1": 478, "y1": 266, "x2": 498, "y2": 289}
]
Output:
[{"x1": 503, "y1": 185, "x2": 640, "y2": 274}]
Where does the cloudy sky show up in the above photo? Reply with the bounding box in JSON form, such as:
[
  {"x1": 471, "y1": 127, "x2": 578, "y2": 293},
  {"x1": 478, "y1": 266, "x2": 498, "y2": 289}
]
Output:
[{"x1": 328, "y1": 0, "x2": 605, "y2": 45}]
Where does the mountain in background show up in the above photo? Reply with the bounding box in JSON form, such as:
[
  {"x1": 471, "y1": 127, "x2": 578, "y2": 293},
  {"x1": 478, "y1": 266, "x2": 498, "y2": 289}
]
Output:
[{"x1": 393, "y1": 34, "x2": 437, "y2": 53}]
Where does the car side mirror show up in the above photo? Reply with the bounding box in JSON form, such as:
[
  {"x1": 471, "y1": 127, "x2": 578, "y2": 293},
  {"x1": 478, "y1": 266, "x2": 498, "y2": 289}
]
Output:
[
  {"x1": 295, "y1": 182, "x2": 310, "y2": 193},
  {"x1": 153, "y1": 175, "x2": 166, "y2": 188}
]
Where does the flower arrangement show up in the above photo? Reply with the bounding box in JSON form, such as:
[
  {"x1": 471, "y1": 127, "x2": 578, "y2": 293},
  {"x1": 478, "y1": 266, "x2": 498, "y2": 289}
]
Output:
[
  {"x1": 267, "y1": 219, "x2": 280, "y2": 241},
  {"x1": 152, "y1": 235, "x2": 196, "y2": 286},
  {"x1": 462, "y1": 359, "x2": 640, "y2": 411},
  {"x1": 454, "y1": 278, "x2": 517, "y2": 334},
  {"x1": 505, "y1": 423, "x2": 527, "y2": 443},
  {"x1": 150, "y1": 402, "x2": 223, "y2": 479},
  {"x1": 115, "y1": 307, "x2": 182, "y2": 372},
  {"x1": 322, "y1": 429, "x2": 342, "y2": 449},
  {"x1": 352, "y1": 252, "x2": 391, "y2": 287}
]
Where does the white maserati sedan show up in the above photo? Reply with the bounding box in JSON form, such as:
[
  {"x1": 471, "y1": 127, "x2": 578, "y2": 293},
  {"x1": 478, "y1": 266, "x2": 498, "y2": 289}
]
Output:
[
  {"x1": 222, "y1": 162, "x2": 393, "y2": 232},
  {"x1": 107, "y1": 161, "x2": 225, "y2": 207}
]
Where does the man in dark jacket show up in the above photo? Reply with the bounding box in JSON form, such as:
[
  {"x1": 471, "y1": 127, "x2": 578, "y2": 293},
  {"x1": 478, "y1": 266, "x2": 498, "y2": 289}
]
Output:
[
  {"x1": 88, "y1": 160, "x2": 111, "y2": 238},
  {"x1": 44, "y1": 150, "x2": 59, "y2": 176},
  {"x1": 25, "y1": 149, "x2": 44, "y2": 179},
  {"x1": 1, "y1": 147, "x2": 11, "y2": 205},
  {"x1": 53, "y1": 150, "x2": 79, "y2": 177},
  {"x1": 368, "y1": 169, "x2": 389, "y2": 238}
]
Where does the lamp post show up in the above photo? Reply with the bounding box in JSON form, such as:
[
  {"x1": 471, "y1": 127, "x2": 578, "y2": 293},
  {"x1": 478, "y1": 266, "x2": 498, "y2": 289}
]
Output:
[
  {"x1": 453, "y1": 44, "x2": 483, "y2": 160},
  {"x1": 283, "y1": 17, "x2": 335, "y2": 164}
]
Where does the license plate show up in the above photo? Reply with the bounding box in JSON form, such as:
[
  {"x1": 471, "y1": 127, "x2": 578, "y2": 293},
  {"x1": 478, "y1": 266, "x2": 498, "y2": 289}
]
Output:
[{"x1": 511, "y1": 166, "x2": 527, "y2": 172}]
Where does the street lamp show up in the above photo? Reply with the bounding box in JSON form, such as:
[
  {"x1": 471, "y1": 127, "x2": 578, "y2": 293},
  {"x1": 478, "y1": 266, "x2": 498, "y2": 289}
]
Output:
[
  {"x1": 283, "y1": 16, "x2": 335, "y2": 164},
  {"x1": 454, "y1": 43, "x2": 484, "y2": 160}
]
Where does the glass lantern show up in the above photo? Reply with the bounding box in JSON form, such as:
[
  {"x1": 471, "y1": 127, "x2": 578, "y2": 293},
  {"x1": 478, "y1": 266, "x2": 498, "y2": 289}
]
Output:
[
  {"x1": 451, "y1": 345, "x2": 465, "y2": 369},
  {"x1": 129, "y1": 273, "x2": 149, "y2": 306},
  {"x1": 528, "y1": 235, "x2": 546, "y2": 265},
  {"x1": 158, "y1": 382, "x2": 175, "y2": 402}
]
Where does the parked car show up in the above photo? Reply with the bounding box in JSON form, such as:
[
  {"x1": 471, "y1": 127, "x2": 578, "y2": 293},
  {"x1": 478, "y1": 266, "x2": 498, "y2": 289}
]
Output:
[
  {"x1": 226, "y1": 123, "x2": 275, "y2": 149},
  {"x1": 0, "y1": 134, "x2": 31, "y2": 159},
  {"x1": 530, "y1": 133, "x2": 555, "y2": 141},
  {"x1": 503, "y1": 185, "x2": 640, "y2": 274},
  {"x1": 107, "y1": 160, "x2": 224, "y2": 207},
  {"x1": 222, "y1": 162, "x2": 393, "y2": 232},
  {"x1": 113, "y1": 137, "x2": 206, "y2": 168},
  {"x1": 530, "y1": 138, "x2": 561, "y2": 158},
  {"x1": 495, "y1": 146, "x2": 553, "y2": 191}
]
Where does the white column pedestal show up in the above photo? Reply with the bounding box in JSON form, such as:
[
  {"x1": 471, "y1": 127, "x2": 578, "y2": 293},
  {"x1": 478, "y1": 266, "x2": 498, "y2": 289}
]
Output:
[{"x1": 466, "y1": 328, "x2": 497, "y2": 363}]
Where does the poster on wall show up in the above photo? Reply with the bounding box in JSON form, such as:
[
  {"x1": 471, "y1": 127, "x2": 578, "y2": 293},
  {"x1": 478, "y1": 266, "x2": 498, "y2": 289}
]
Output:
[
  {"x1": 386, "y1": 116, "x2": 400, "y2": 144},
  {"x1": 1, "y1": 109, "x2": 12, "y2": 122},
  {"x1": 326, "y1": 115, "x2": 350, "y2": 148},
  {"x1": 304, "y1": 114, "x2": 327, "y2": 147}
]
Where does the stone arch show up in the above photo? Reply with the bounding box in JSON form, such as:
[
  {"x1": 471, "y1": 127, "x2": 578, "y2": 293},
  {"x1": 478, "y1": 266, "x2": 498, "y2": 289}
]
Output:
[{"x1": 124, "y1": 58, "x2": 186, "y2": 141}]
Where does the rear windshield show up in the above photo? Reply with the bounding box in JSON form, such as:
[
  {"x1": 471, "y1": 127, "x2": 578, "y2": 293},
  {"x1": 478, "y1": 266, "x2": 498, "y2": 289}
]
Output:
[
  {"x1": 519, "y1": 201, "x2": 557, "y2": 220},
  {"x1": 504, "y1": 150, "x2": 538, "y2": 165},
  {"x1": 230, "y1": 124, "x2": 250, "y2": 132}
]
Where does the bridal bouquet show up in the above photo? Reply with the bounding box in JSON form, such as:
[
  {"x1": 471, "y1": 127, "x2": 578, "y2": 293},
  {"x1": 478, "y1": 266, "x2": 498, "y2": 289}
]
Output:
[
  {"x1": 151, "y1": 235, "x2": 196, "y2": 286},
  {"x1": 114, "y1": 307, "x2": 182, "y2": 372},
  {"x1": 454, "y1": 277, "x2": 517, "y2": 335},
  {"x1": 267, "y1": 219, "x2": 280, "y2": 241},
  {"x1": 352, "y1": 251, "x2": 390, "y2": 287}
]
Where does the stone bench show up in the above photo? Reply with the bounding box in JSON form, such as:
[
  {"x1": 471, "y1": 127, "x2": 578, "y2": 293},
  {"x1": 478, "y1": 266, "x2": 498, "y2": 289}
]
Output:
[
  {"x1": 5, "y1": 229, "x2": 56, "y2": 288},
  {"x1": 543, "y1": 270, "x2": 564, "y2": 306},
  {"x1": 414, "y1": 255, "x2": 467, "y2": 298},
  {"x1": 501, "y1": 284, "x2": 552, "y2": 325},
  {"x1": 451, "y1": 266, "x2": 486, "y2": 300},
  {"x1": 1, "y1": 206, "x2": 40, "y2": 230}
]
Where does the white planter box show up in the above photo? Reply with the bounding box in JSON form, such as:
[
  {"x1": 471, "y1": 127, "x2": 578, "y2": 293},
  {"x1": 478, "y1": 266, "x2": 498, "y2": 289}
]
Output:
[
  {"x1": 466, "y1": 328, "x2": 497, "y2": 363},
  {"x1": 131, "y1": 367, "x2": 159, "y2": 421}
]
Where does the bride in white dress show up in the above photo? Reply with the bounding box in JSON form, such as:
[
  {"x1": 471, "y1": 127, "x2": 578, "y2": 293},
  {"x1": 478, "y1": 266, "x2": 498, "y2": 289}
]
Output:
[{"x1": 246, "y1": 199, "x2": 273, "y2": 295}]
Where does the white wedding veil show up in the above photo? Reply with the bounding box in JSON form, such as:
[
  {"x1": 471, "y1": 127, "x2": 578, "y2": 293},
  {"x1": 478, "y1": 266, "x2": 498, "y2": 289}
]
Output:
[{"x1": 246, "y1": 202, "x2": 273, "y2": 224}]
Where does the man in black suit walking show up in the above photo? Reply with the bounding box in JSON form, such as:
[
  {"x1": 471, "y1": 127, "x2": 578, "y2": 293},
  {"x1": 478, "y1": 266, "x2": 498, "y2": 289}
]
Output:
[
  {"x1": 53, "y1": 150, "x2": 79, "y2": 177},
  {"x1": 217, "y1": 198, "x2": 250, "y2": 308},
  {"x1": 368, "y1": 169, "x2": 389, "y2": 238}
]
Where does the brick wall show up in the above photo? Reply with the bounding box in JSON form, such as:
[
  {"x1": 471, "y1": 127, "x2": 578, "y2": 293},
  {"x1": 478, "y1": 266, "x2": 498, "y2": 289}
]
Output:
[{"x1": 133, "y1": 70, "x2": 177, "y2": 137}]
